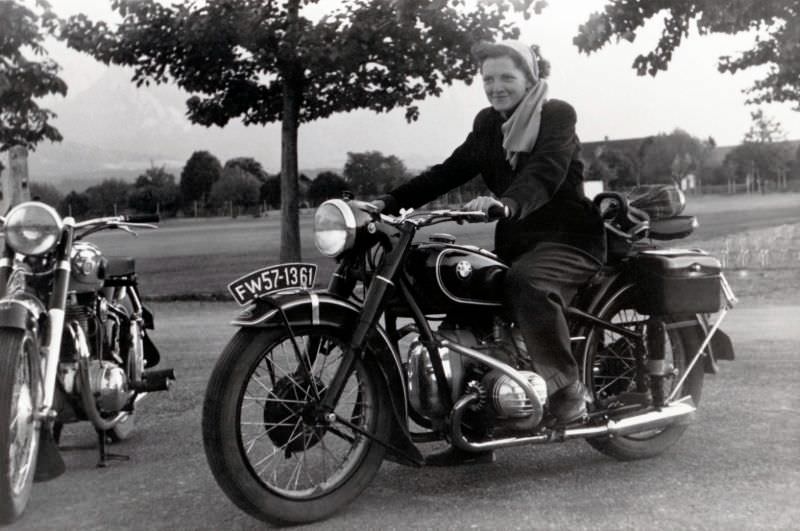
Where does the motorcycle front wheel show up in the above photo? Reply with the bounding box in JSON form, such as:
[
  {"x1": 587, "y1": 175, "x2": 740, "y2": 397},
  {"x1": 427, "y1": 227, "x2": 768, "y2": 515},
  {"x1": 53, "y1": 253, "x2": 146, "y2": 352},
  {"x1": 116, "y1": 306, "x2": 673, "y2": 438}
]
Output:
[
  {"x1": 0, "y1": 328, "x2": 42, "y2": 524},
  {"x1": 580, "y1": 284, "x2": 704, "y2": 461},
  {"x1": 202, "y1": 326, "x2": 391, "y2": 526}
]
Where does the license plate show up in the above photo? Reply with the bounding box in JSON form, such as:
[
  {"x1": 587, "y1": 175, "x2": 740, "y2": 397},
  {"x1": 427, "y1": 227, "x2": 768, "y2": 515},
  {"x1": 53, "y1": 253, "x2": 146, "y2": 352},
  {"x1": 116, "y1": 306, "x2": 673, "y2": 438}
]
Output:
[{"x1": 228, "y1": 263, "x2": 317, "y2": 305}]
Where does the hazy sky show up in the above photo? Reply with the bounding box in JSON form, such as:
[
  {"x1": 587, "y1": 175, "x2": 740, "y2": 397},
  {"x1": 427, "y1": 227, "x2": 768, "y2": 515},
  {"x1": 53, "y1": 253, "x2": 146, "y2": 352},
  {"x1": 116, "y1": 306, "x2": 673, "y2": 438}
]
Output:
[{"x1": 41, "y1": 0, "x2": 800, "y2": 171}]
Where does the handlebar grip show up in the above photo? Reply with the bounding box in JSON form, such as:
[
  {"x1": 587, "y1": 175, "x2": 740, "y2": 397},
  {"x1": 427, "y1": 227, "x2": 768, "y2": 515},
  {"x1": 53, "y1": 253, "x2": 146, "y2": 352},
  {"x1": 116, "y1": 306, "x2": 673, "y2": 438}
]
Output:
[
  {"x1": 123, "y1": 213, "x2": 160, "y2": 223},
  {"x1": 486, "y1": 204, "x2": 507, "y2": 221}
]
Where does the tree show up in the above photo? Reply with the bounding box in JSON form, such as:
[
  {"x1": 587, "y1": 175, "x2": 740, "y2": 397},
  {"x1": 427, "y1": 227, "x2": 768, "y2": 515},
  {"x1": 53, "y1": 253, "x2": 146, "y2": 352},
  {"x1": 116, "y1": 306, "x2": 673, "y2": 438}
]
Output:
[
  {"x1": 261, "y1": 176, "x2": 281, "y2": 210},
  {"x1": 59, "y1": 190, "x2": 90, "y2": 218},
  {"x1": 726, "y1": 109, "x2": 791, "y2": 192},
  {"x1": 1, "y1": 0, "x2": 67, "y2": 209},
  {"x1": 574, "y1": 1, "x2": 800, "y2": 109},
  {"x1": 224, "y1": 157, "x2": 268, "y2": 182},
  {"x1": 638, "y1": 129, "x2": 703, "y2": 185},
  {"x1": 0, "y1": 0, "x2": 66, "y2": 151},
  {"x1": 343, "y1": 151, "x2": 410, "y2": 197},
  {"x1": 308, "y1": 171, "x2": 347, "y2": 206},
  {"x1": 744, "y1": 108, "x2": 787, "y2": 144},
  {"x1": 208, "y1": 166, "x2": 261, "y2": 215},
  {"x1": 30, "y1": 181, "x2": 62, "y2": 207},
  {"x1": 180, "y1": 150, "x2": 221, "y2": 206},
  {"x1": 84, "y1": 178, "x2": 131, "y2": 216},
  {"x1": 129, "y1": 166, "x2": 180, "y2": 214},
  {"x1": 61, "y1": 0, "x2": 535, "y2": 260},
  {"x1": 586, "y1": 147, "x2": 638, "y2": 189}
]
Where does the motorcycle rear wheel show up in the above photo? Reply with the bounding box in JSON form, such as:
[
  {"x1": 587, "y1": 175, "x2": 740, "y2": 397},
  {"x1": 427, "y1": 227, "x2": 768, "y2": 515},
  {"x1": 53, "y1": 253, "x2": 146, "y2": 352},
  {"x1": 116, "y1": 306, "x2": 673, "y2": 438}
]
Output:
[
  {"x1": 581, "y1": 284, "x2": 704, "y2": 461},
  {"x1": 0, "y1": 329, "x2": 42, "y2": 524},
  {"x1": 202, "y1": 326, "x2": 391, "y2": 526}
]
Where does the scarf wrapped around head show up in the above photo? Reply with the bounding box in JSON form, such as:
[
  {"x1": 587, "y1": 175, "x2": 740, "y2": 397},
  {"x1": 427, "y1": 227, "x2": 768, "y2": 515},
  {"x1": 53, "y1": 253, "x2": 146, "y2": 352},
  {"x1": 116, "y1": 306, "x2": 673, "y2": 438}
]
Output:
[{"x1": 495, "y1": 40, "x2": 549, "y2": 169}]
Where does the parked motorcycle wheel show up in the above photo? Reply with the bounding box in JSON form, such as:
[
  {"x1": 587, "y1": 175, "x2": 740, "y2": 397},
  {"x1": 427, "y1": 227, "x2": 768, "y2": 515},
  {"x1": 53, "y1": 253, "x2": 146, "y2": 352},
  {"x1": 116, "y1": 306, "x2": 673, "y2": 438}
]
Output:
[
  {"x1": 202, "y1": 326, "x2": 391, "y2": 526},
  {"x1": 0, "y1": 329, "x2": 42, "y2": 524},
  {"x1": 581, "y1": 284, "x2": 704, "y2": 461}
]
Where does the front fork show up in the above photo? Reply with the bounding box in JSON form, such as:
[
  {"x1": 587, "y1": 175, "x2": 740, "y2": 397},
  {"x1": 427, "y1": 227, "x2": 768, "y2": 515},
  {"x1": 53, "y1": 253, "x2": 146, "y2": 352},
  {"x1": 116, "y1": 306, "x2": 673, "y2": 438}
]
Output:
[
  {"x1": 0, "y1": 227, "x2": 75, "y2": 417},
  {"x1": 319, "y1": 227, "x2": 415, "y2": 414}
]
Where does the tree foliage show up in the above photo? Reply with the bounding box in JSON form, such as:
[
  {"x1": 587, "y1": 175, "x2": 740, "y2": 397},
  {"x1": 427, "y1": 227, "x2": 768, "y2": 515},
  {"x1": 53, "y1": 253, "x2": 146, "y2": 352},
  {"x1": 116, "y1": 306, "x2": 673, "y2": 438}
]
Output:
[
  {"x1": 129, "y1": 166, "x2": 179, "y2": 214},
  {"x1": 208, "y1": 166, "x2": 261, "y2": 210},
  {"x1": 84, "y1": 178, "x2": 131, "y2": 216},
  {"x1": 308, "y1": 171, "x2": 347, "y2": 206},
  {"x1": 586, "y1": 147, "x2": 638, "y2": 189},
  {"x1": 639, "y1": 129, "x2": 704, "y2": 184},
  {"x1": 30, "y1": 180, "x2": 62, "y2": 207},
  {"x1": 59, "y1": 190, "x2": 90, "y2": 218},
  {"x1": 744, "y1": 108, "x2": 787, "y2": 143},
  {"x1": 224, "y1": 157, "x2": 268, "y2": 182},
  {"x1": 343, "y1": 151, "x2": 410, "y2": 197},
  {"x1": 574, "y1": 0, "x2": 800, "y2": 109},
  {"x1": 0, "y1": 0, "x2": 66, "y2": 151},
  {"x1": 60, "y1": 0, "x2": 534, "y2": 260},
  {"x1": 180, "y1": 150, "x2": 221, "y2": 204}
]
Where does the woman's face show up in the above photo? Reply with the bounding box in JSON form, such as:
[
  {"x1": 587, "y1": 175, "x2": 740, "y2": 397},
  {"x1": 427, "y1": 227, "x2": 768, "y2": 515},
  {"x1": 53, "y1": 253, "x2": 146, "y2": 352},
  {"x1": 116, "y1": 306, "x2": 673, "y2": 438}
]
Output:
[{"x1": 481, "y1": 56, "x2": 531, "y2": 114}]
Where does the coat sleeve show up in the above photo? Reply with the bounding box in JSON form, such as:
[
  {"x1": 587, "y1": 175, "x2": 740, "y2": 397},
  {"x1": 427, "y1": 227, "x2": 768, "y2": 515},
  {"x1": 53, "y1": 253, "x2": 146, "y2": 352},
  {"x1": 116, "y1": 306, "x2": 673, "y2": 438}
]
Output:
[
  {"x1": 500, "y1": 100, "x2": 578, "y2": 220},
  {"x1": 380, "y1": 112, "x2": 486, "y2": 214}
]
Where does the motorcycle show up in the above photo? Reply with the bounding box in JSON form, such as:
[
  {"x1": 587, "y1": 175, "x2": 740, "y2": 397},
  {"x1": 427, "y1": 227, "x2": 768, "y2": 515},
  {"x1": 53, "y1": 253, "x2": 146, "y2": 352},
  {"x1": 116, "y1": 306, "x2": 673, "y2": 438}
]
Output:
[
  {"x1": 0, "y1": 201, "x2": 175, "y2": 523},
  {"x1": 202, "y1": 190, "x2": 736, "y2": 525}
]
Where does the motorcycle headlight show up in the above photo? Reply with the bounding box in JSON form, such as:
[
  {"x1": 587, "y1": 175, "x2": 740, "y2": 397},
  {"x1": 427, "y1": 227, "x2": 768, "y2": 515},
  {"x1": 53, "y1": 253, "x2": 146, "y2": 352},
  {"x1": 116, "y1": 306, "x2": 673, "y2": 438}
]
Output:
[
  {"x1": 4, "y1": 202, "x2": 63, "y2": 256},
  {"x1": 314, "y1": 199, "x2": 357, "y2": 257}
]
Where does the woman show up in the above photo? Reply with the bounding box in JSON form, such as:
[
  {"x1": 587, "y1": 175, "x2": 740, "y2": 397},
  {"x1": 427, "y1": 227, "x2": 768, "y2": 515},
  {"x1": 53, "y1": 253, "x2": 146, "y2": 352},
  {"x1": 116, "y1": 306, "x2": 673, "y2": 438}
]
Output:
[{"x1": 374, "y1": 40, "x2": 605, "y2": 465}]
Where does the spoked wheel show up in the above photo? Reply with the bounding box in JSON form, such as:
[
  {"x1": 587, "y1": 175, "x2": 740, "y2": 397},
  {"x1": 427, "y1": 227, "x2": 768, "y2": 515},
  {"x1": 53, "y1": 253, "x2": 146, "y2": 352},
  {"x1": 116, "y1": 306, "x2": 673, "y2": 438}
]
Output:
[
  {"x1": 580, "y1": 284, "x2": 704, "y2": 460},
  {"x1": 202, "y1": 326, "x2": 391, "y2": 526},
  {"x1": 0, "y1": 329, "x2": 42, "y2": 524}
]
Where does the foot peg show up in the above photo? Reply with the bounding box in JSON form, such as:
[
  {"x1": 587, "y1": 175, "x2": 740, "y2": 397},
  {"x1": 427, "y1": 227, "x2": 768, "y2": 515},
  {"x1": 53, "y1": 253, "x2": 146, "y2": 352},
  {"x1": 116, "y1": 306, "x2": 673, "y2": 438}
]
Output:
[{"x1": 132, "y1": 368, "x2": 175, "y2": 392}]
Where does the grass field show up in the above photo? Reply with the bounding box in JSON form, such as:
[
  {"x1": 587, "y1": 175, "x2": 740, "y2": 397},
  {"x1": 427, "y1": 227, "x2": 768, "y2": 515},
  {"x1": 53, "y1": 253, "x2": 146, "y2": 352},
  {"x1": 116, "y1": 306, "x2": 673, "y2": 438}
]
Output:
[{"x1": 84, "y1": 193, "x2": 800, "y2": 302}]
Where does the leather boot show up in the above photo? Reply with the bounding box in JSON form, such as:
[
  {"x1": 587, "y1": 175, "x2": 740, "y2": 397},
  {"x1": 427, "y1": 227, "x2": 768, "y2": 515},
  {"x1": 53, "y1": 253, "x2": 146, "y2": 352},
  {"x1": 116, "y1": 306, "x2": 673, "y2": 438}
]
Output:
[
  {"x1": 424, "y1": 445, "x2": 495, "y2": 467},
  {"x1": 548, "y1": 381, "x2": 593, "y2": 425}
]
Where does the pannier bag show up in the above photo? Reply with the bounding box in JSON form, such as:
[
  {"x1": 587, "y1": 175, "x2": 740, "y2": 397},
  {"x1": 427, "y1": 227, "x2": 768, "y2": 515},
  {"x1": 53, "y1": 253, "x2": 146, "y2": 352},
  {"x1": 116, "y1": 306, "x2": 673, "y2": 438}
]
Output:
[
  {"x1": 633, "y1": 249, "x2": 722, "y2": 315},
  {"x1": 628, "y1": 184, "x2": 686, "y2": 220}
]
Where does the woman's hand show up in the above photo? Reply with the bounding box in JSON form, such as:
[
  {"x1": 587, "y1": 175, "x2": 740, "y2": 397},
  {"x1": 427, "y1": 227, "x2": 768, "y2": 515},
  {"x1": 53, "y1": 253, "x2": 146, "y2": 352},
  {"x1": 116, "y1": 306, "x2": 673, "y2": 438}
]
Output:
[
  {"x1": 463, "y1": 196, "x2": 504, "y2": 214},
  {"x1": 367, "y1": 199, "x2": 386, "y2": 213}
]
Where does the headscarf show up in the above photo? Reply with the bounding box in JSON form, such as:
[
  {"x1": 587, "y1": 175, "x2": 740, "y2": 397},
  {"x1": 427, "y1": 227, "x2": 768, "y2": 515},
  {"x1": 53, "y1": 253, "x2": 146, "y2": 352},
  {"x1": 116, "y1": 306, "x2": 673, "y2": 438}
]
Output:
[{"x1": 495, "y1": 40, "x2": 549, "y2": 169}]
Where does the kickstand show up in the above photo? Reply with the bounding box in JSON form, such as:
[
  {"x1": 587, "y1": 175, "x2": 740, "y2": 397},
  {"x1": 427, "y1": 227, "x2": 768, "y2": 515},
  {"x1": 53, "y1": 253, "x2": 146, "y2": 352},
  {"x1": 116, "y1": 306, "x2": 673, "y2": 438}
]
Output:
[{"x1": 96, "y1": 429, "x2": 129, "y2": 468}]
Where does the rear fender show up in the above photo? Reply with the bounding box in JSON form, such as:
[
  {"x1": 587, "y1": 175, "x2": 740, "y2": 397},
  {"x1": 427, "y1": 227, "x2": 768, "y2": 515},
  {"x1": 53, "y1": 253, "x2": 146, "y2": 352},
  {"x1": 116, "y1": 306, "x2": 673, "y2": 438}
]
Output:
[
  {"x1": 233, "y1": 291, "x2": 423, "y2": 466},
  {"x1": 571, "y1": 270, "x2": 723, "y2": 374}
]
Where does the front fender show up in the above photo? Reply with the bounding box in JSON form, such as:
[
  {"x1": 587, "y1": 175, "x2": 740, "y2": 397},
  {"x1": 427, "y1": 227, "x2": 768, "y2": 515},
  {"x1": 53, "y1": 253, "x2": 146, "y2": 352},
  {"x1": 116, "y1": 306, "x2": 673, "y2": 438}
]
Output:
[
  {"x1": 232, "y1": 291, "x2": 423, "y2": 466},
  {"x1": 0, "y1": 293, "x2": 46, "y2": 331}
]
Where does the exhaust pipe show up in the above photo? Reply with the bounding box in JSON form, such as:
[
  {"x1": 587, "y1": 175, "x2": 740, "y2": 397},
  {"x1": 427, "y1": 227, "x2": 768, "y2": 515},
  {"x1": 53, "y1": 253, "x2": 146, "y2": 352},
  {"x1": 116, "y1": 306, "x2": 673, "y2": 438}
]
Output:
[{"x1": 450, "y1": 394, "x2": 696, "y2": 452}]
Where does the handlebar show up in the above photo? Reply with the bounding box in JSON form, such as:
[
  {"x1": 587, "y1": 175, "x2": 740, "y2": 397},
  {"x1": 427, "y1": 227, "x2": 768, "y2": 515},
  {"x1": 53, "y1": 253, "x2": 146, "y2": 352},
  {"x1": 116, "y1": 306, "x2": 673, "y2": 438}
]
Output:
[
  {"x1": 380, "y1": 208, "x2": 494, "y2": 228},
  {"x1": 122, "y1": 213, "x2": 160, "y2": 224}
]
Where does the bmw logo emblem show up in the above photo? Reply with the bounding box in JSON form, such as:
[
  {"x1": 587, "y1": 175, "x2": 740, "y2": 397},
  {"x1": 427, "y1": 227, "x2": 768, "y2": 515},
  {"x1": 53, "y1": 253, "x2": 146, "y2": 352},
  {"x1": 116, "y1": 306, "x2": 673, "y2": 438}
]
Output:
[{"x1": 456, "y1": 260, "x2": 472, "y2": 279}]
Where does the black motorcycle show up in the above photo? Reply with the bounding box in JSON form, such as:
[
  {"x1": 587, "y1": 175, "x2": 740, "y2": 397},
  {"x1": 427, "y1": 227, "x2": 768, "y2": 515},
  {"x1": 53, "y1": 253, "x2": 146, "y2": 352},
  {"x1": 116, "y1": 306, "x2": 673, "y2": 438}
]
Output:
[
  {"x1": 202, "y1": 191, "x2": 736, "y2": 525},
  {"x1": 0, "y1": 202, "x2": 175, "y2": 523}
]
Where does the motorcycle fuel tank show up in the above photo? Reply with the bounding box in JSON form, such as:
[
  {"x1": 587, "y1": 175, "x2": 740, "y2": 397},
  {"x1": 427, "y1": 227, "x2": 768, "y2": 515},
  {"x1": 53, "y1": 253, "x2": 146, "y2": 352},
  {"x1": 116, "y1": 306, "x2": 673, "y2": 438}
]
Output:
[{"x1": 404, "y1": 242, "x2": 508, "y2": 315}]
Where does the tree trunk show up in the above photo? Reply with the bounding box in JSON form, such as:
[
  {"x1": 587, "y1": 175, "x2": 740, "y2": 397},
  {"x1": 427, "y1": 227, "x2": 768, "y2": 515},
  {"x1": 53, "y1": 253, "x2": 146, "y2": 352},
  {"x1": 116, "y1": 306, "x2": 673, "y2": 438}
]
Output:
[
  {"x1": 5, "y1": 146, "x2": 31, "y2": 212},
  {"x1": 279, "y1": 1, "x2": 302, "y2": 262}
]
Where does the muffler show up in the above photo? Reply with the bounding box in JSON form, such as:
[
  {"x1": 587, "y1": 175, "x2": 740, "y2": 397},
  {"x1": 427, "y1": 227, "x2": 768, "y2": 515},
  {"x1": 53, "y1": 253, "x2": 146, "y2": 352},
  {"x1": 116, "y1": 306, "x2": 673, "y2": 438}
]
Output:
[{"x1": 450, "y1": 394, "x2": 696, "y2": 452}]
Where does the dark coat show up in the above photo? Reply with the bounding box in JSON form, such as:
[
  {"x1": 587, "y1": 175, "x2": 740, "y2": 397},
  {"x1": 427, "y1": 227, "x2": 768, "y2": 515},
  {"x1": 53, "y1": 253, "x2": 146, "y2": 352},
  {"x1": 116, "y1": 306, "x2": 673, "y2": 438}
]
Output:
[{"x1": 381, "y1": 99, "x2": 605, "y2": 263}]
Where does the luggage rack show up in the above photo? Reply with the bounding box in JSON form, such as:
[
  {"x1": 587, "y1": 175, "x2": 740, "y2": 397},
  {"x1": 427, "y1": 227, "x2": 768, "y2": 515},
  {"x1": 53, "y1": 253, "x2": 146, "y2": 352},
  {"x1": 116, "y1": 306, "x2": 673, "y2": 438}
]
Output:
[{"x1": 665, "y1": 272, "x2": 737, "y2": 403}]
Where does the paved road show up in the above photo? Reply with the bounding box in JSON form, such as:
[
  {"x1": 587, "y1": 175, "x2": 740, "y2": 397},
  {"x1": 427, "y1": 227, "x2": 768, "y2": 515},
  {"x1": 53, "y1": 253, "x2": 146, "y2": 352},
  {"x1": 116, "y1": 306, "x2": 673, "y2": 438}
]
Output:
[{"x1": 8, "y1": 302, "x2": 799, "y2": 530}]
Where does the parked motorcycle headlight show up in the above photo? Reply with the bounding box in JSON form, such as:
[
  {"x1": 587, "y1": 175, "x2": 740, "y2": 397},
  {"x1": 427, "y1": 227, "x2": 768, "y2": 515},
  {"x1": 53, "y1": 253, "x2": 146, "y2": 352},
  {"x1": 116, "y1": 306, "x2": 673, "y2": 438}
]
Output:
[
  {"x1": 314, "y1": 199, "x2": 357, "y2": 257},
  {"x1": 4, "y1": 202, "x2": 63, "y2": 256}
]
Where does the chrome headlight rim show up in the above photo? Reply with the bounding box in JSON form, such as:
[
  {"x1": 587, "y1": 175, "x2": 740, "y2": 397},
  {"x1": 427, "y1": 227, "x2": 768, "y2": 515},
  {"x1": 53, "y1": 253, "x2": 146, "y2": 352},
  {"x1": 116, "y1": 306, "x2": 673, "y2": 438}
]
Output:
[
  {"x1": 313, "y1": 198, "x2": 358, "y2": 257},
  {"x1": 4, "y1": 202, "x2": 63, "y2": 256}
]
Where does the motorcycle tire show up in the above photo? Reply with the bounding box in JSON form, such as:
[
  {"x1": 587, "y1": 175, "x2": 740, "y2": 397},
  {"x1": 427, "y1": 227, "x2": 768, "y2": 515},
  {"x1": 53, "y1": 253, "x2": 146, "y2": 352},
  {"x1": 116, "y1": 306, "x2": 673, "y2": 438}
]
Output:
[
  {"x1": 0, "y1": 328, "x2": 42, "y2": 524},
  {"x1": 580, "y1": 283, "x2": 704, "y2": 461},
  {"x1": 202, "y1": 326, "x2": 391, "y2": 526}
]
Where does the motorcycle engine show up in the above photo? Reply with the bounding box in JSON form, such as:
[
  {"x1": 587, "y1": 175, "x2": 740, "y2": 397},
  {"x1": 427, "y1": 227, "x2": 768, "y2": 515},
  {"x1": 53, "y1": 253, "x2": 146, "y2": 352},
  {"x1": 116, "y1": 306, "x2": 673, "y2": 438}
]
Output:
[
  {"x1": 406, "y1": 321, "x2": 548, "y2": 427},
  {"x1": 84, "y1": 360, "x2": 130, "y2": 413}
]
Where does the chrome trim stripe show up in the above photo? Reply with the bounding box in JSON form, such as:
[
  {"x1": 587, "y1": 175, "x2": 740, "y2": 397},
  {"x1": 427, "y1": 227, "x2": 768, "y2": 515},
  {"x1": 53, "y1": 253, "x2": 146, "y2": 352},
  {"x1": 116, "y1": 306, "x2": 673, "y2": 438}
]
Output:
[
  {"x1": 310, "y1": 293, "x2": 320, "y2": 325},
  {"x1": 57, "y1": 259, "x2": 71, "y2": 272},
  {"x1": 375, "y1": 275, "x2": 394, "y2": 286}
]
